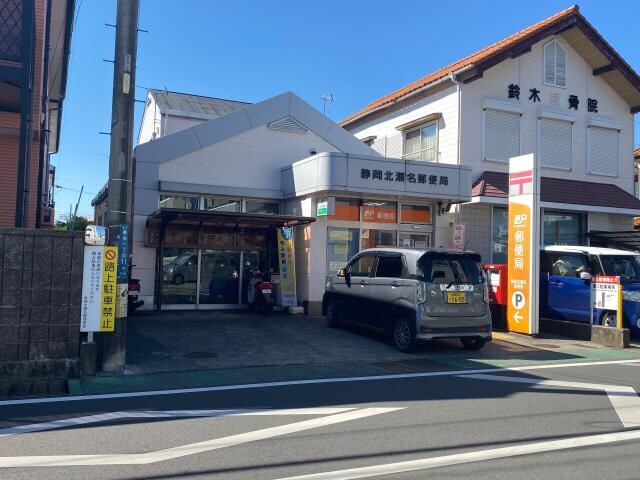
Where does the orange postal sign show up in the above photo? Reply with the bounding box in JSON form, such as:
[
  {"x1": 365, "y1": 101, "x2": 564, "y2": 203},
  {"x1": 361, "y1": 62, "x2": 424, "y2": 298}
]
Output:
[{"x1": 507, "y1": 154, "x2": 539, "y2": 335}]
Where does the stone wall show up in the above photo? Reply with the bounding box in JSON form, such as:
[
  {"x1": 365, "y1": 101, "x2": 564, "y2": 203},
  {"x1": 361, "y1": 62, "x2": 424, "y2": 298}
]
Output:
[{"x1": 0, "y1": 228, "x2": 84, "y2": 364}]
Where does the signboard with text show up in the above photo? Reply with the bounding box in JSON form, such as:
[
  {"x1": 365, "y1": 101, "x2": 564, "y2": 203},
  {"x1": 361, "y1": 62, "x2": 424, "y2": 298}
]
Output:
[
  {"x1": 277, "y1": 227, "x2": 297, "y2": 307},
  {"x1": 506, "y1": 154, "x2": 540, "y2": 335},
  {"x1": 591, "y1": 275, "x2": 622, "y2": 328},
  {"x1": 81, "y1": 246, "x2": 118, "y2": 332},
  {"x1": 453, "y1": 224, "x2": 465, "y2": 250}
]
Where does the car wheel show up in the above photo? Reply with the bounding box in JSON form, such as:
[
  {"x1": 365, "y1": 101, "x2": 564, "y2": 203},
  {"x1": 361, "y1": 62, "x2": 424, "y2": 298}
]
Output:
[
  {"x1": 173, "y1": 274, "x2": 184, "y2": 285},
  {"x1": 461, "y1": 337, "x2": 486, "y2": 351},
  {"x1": 393, "y1": 317, "x2": 415, "y2": 353},
  {"x1": 326, "y1": 300, "x2": 341, "y2": 328},
  {"x1": 602, "y1": 312, "x2": 617, "y2": 328}
]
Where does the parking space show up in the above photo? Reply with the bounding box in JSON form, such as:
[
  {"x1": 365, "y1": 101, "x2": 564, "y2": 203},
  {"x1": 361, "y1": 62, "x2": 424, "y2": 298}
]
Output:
[{"x1": 123, "y1": 311, "x2": 608, "y2": 375}]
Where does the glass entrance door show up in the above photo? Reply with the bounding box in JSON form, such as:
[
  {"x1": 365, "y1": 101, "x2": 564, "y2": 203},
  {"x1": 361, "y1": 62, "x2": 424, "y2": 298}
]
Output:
[{"x1": 199, "y1": 250, "x2": 241, "y2": 307}]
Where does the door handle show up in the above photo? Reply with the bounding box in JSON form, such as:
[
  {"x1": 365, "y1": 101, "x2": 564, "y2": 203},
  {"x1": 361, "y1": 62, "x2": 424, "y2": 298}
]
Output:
[
  {"x1": 360, "y1": 280, "x2": 368, "y2": 287},
  {"x1": 391, "y1": 281, "x2": 399, "y2": 288}
]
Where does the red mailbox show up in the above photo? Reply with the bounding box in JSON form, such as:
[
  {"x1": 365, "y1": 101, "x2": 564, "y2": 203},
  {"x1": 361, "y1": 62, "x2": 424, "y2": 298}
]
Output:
[
  {"x1": 484, "y1": 264, "x2": 508, "y2": 305},
  {"x1": 484, "y1": 264, "x2": 507, "y2": 330}
]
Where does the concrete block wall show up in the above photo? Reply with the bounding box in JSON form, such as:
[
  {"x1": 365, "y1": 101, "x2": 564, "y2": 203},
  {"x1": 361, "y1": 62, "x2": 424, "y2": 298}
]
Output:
[{"x1": 0, "y1": 228, "x2": 83, "y2": 364}]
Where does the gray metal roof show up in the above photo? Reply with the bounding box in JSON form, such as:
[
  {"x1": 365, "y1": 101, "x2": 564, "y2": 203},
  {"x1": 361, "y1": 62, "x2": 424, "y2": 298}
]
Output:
[{"x1": 149, "y1": 89, "x2": 251, "y2": 119}]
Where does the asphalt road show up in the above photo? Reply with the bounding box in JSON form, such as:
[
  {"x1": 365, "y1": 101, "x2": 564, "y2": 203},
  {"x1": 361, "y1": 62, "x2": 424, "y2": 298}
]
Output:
[{"x1": 1, "y1": 359, "x2": 640, "y2": 479}]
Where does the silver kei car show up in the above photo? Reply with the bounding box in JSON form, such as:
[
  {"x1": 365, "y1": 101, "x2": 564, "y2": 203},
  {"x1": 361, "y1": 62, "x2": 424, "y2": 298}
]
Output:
[{"x1": 323, "y1": 247, "x2": 492, "y2": 352}]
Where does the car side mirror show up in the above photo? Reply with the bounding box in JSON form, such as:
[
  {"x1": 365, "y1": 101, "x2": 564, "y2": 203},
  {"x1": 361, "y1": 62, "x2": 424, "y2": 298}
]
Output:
[
  {"x1": 337, "y1": 268, "x2": 347, "y2": 278},
  {"x1": 579, "y1": 271, "x2": 592, "y2": 281}
]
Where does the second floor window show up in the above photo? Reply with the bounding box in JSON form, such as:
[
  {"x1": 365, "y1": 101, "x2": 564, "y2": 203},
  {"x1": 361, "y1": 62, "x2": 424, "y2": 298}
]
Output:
[
  {"x1": 544, "y1": 39, "x2": 567, "y2": 88},
  {"x1": 403, "y1": 122, "x2": 437, "y2": 162}
]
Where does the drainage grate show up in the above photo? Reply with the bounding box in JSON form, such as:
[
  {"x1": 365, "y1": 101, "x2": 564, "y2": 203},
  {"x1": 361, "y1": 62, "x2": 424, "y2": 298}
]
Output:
[
  {"x1": 182, "y1": 351, "x2": 218, "y2": 359},
  {"x1": 372, "y1": 358, "x2": 455, "y2": 373},
  {"x1": 0, "y1": 379, "x2": 67, "y2": 398}
]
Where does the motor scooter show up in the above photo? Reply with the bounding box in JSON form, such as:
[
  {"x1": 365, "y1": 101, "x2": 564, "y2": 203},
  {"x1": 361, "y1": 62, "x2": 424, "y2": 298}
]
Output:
[{"x1": 248, "y1": 270, "x2": 273, "y2": 314}]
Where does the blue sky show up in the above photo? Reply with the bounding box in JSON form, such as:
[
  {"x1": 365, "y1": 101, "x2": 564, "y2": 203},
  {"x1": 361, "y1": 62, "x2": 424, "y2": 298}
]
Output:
[{"x1": 54, "y1": 0, "x2": 640, "y2": 221}]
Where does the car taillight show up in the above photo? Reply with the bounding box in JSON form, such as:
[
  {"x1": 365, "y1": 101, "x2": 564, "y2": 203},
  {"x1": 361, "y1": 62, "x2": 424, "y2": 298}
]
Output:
[
  {"x1": 128, "y1": 282, "x2": 140, "y2": 291},
  {"x1": 416, "y1": 282, "x2": 426, "y2": 304}
]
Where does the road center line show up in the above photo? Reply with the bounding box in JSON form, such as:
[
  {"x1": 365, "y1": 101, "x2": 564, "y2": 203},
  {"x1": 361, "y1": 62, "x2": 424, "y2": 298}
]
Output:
[
  {"x1": 273, "y1": 429, "x2": 640, "y2": 480},
  {"x1": 460, "y1": 373, "x2": 640, "y2": 428},
  {"x1": 0, "y1": 407, "x2": 402, "y2": 468},
  {"x1": 2, "y1": 359, "x2": 639, "y2": 407}
]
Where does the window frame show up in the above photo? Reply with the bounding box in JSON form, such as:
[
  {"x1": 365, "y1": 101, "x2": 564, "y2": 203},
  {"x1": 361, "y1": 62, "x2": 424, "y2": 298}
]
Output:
[
  {"x1": 543, "y1": 39, "x2": 567, "y2": 89},
  {"x1": 482, "y1": 108, "x2": 522, "y2": 164},
  {"x1": 402, "y1": 120, "x2": 439, "y2": 162},
  {"x1": 538, "y1": 117, "x2": 573, "y2": 171}
]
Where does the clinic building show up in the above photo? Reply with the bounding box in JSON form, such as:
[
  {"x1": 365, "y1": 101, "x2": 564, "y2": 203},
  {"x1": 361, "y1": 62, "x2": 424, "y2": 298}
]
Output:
[{"x1": 340, "y1": 5, "x2": 640, "y2": 261}]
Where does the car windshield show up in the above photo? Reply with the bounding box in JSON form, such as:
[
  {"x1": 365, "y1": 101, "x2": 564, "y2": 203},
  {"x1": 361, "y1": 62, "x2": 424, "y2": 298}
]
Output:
[
  {"x1": 417, "y1": 254, "x2": 483, "y2": 284},
  {"x1": 600, "y1": 255, "x2": 640, "y2": 282}
]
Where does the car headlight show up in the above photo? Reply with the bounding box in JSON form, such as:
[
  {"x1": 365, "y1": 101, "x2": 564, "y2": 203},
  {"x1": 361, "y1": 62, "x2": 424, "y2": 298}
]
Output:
[{"x1": 622, "y1": 290, "x2": 640, "y2": 302}]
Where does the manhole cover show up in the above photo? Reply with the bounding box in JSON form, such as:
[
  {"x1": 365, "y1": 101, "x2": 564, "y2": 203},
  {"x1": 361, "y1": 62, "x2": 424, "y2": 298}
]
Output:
[
  {"x1": 182, "y1": 351, "x2": 218, "y2": 359},
  {"x1": 536, "y1": 343, "x2": 560, "y2": 349}
]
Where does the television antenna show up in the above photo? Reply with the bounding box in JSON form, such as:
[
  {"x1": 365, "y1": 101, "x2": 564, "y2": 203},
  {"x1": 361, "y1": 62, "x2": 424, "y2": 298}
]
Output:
[{"x1": 320, "y1": 92, "x2": 334, "y2": 115}]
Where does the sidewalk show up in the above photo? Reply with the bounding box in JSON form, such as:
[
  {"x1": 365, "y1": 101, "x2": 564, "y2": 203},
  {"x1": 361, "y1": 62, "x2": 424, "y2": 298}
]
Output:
[{"x1": 68, "y1": 325, "x2": 640, "y2": 396}]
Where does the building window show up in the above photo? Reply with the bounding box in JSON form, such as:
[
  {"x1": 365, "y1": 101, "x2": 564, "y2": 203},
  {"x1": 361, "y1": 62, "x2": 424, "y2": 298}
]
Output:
[
  {"x1": 328, "y1": 198, "x2": 360, "y2": 221},
  {"x1": 491, "y1": 206, "x2": 508, "y2": 263},
  {"x1": 203, "y1": 196, "x2": 241, "y2": 212},
  {"x1": 361, "y1": 229, "x2": 397, "y2": 249},
  {"x1": 159, "y1": 194, "x2": 199, "y2": 210},
  {"x1": 400, "y1": 204, "x2": 431, "y2": 224},
  {"x1": 361, "y1": 200, "x2": 397, "y2": 223},
  {"x1": 245, "y1": 200, "x2": 280, "y2": 215},
  {"x1": 326, "y1": 227, "x2": 360, "y2": 274},
  {"x1": 402, "y1": 122, "x2": 437, "y2": 162},
  {"x1": 543, "y1": 211, "x2": 584, "y2": 246},
  {"x1": 483, "y1": 109, "x2": 520, "y2": 162},
  {"x1": 588, "y1": 126, "x2": 619, "y2": 176},
  {"x1": 540, "y1": 118, "x2": 572, "y2": 170},
  {"x1": 544, "y1": 39, "x2": 567, "y2": 88},
  {"x1": 399, "y1": 232, "x2": 429, "y2": 248}
]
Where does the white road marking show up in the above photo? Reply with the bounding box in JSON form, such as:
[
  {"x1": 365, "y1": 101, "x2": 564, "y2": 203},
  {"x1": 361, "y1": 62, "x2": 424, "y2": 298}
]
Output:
[
  {"x1": 273, "y1": 429, "x2": 640, "y2": 480},
  {"x1": 0, "y1": 407, "x2": 355, "y2": 437},
  {"x1": 461, "y1": 373, "x2": 640, "y2": 428},
  {"x1": 0, "y1": 407, "x2": 402, "y2": 468},
  {"x1": 2, "y1": 359, "x2": 640, "y2": 406}
]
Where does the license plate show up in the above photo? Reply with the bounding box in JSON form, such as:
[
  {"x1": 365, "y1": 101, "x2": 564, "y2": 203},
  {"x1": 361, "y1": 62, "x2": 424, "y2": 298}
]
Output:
[
  {"x1": 261, "y1": 289, "x2": 272, "y2": 294},
  {"x1": 446, "y1": 292, "x2": 467, "y2": 304}
]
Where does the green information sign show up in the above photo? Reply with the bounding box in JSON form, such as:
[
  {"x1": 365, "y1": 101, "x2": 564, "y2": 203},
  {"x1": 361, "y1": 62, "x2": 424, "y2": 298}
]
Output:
[{"x1": 316, "y1": 201, "x2": 328, "y2": 216}]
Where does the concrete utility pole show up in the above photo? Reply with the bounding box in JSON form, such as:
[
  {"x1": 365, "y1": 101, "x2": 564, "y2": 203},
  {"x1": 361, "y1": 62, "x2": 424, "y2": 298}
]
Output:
[{"x1": 102, "y1": 0, "x2": 139, "y2": 373}]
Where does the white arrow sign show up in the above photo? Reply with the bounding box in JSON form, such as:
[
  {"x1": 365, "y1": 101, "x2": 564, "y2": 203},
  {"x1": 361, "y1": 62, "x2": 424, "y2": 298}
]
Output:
[{"x1": 513, "y1": 311, "x2": 523, "y2": 323}]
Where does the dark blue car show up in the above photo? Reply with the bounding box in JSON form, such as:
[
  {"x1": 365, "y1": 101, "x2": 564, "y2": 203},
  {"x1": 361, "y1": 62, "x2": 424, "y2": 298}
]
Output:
[{"x1": 540, "y1": 246, "x2": 640, "y2": 336}]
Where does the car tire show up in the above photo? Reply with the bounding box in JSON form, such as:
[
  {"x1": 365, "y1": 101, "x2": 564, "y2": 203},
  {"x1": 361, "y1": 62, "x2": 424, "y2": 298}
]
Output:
[
  {"x1": 325, "y1": 300, "x2": 341, "y2": 328},
  {"x1": 602, "y1": 312, "x2": 617, "y2": 328},
  {"x1": 173, "y1": 274, "x2": 184, "y2": 285},
  {"x1": 461, "y1": 337, "x2": 486, "y2": 351},
  {"x1": 393, "y1": 317, "x2": 416, "y2": 353}
]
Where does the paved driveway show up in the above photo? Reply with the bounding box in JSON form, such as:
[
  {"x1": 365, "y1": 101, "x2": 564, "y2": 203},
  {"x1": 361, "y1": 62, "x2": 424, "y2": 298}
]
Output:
[{"x1": 123, "y1": 311, "x2": 601, "y2": 375}]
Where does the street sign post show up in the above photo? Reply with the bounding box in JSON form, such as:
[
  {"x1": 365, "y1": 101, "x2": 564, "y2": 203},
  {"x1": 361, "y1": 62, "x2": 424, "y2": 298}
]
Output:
[
  {"x1": 81, "y1": 246, "x2": 118, "y2": 332},
  {"x1": 507, "y1": 153, "x2": 540, "y2": 335}
]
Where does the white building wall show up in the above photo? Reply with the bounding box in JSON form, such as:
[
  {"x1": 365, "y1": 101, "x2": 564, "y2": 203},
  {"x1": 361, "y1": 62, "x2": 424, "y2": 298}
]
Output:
[
  {"x1": 137, "y1": 93, "x2": 159, "y2": 145},
  {"x1": 461, "y1": 35, "x2": 635, "y2": 194},
  {"x1": 159, "y1": 125, "x2": 341, "y2": 191},
  {"x1": 164, "y1": 116, "x2": 206, "y2": 136},
  {"x1": 349, "y1": 85, "x2": 460, "y2": 165}
]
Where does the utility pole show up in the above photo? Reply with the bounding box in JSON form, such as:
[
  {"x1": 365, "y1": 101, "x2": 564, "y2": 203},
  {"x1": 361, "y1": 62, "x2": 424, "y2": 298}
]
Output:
[
  {"x1": 69, "y1": 185, "x2": 84, "y2": 230},
  {"x1": 102, "y1": 0, "x2": 139, "y2": 373}
]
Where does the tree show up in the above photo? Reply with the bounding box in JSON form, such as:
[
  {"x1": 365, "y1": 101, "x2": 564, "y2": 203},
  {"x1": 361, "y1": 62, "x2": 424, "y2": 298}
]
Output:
[{"x1": 55, "y1": 215, "x2": 90, "y2": 231}]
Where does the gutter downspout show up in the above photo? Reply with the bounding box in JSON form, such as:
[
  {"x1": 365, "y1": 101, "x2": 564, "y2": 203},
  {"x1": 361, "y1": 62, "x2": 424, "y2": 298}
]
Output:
[{"x1": 36, "y1": 0, "x2": 53, "y2": 228}]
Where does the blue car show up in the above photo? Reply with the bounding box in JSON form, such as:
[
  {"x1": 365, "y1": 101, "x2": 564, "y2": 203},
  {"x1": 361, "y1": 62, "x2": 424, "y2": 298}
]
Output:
[{"x1": 540, "y1": 246, "x2": 640, "y2": 336}]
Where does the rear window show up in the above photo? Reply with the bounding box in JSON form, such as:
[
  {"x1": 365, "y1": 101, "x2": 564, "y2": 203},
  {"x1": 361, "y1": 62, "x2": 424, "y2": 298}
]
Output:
[{"x1": 417, "y1": 254, "x2": 483, "y2": 284}]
